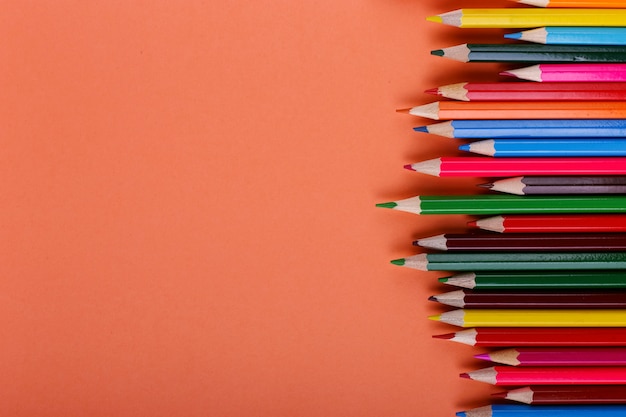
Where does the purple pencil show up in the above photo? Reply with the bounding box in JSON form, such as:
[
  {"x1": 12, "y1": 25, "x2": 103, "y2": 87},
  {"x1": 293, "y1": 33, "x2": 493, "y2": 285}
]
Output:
[{"x1": 476, "y1": 347, "x2": 626, "y2": 367}]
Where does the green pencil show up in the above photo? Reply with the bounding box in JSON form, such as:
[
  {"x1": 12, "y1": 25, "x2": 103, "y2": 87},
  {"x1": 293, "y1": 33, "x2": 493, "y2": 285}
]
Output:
[
  {"x1": 440, "y1": 271, "x2": 626, "y2": 290},
  {"x1": 391, "y1": 253, "x2": 626, "y2": 271},
  {"x1": 376, "y1": 195, "x2": 626, "y2": 215}
]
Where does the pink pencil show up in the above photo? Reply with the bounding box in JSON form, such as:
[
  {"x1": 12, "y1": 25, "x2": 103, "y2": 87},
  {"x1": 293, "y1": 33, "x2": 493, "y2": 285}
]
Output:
[
  {"x1": 476, "y1": 347, "x2": 626, "y2": 367},
  {"x1": 502, "y1": 64, "x2": 626, "y2": 82},
  {"x1": 462, "y1": 366, "x2": 626, "y2": 385},
  {"x1": 405, "y1": 157, "x2": 626, "y2": 177}
]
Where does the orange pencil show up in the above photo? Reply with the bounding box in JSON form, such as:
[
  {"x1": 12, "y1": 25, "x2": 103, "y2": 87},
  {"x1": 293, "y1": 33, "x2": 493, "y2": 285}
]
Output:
[
  {"x1": 400, "y1": 101, "x2": 626, "y2": 120},
  {"x1": 515, "y1": 0, "x2": 626, "y2": 8}
]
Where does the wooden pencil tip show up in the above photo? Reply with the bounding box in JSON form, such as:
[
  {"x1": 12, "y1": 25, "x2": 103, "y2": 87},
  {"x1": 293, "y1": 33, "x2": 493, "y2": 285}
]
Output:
[
  {"x1": 376, "y1": 202, "x2": 398, "y2": 209},
  {"x1": 432, "y1": 332, "x2": 454, "y2": 340},
  {"x1": 390, "y1": 258, "x2": 406, "y2": 266},
  {"x1": 459, "y1": 373, "x2": 470, "y2": 379},
  {"x1": 396, "y1": 108, "x2": 412, "y2": 114},
  {"x1": 426, "y1": 15, "x2": 442, "y2": 24},
  {"x1": 403, "y1": 164, "x2": 416, "y2": 171}
]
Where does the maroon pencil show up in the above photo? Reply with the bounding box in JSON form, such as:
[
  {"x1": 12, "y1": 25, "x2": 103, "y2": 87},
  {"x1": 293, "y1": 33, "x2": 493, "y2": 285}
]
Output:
[
  {"x1": 476, "y1": 347, "x2": 626, "y2": 366},
  {"x1": 433, "y1": 328, "x2": 626, "y2": 347},
  {"x1": 494, "y1": 386, "x2": 626, "y2": 405},
  {"x1": 429, "y1": 290, "x2": 626, "y2": 309},
  {"x1": 414, "y1": 232, "x2": 626, "y2": 252}
]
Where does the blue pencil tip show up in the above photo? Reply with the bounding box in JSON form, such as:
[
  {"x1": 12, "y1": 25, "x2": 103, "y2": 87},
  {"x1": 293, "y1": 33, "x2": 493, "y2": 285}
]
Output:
[
  {"x1": 413, "y1": 126, "x2": 428, "y2": 133},
  {"x1": 456, "y1": 413, "x2": 466, "y2": 417},
  {"x1": 504, "y1": 32, "x2": 522, "y2": 40},
  {"x1": 458, "y1": 144, "x2": 470, "y2": 152}
]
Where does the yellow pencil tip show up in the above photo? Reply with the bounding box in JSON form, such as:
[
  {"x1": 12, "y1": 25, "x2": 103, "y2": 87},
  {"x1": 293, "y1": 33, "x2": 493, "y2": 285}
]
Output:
[
  {"x1": 426, "y1": 15, "x2": 442, "y2": 24},
  {"x1": 428, "y1": 315, "x2": 441, "y2": 321}
]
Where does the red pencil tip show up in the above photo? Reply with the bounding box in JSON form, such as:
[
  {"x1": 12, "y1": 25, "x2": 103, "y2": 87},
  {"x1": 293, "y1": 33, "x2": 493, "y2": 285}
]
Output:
[
  {"x1": 500, "y1": 71, "x2": 514, "y2": 77},
  {"x1": 460, "y1": 373, "x2": 470, "y2": 379},
  {"x1": 403, "y1": 164, "x2": 415, "y2": 171},
  {"x1": 396, "y1": 108, "x2": 413, "y2": 114},
  {"x1": 467, "y1": 220, "x2": 478, "y2": 228},
  {"x1": 491, "y1": 392, "x2": 507, "y2": 399},
  {"x1": 424, "y1": 88, "x2": 440, "y2": 96},
  {"x1": 433, "y1": 333, "x2": 454, "y2": 340}
]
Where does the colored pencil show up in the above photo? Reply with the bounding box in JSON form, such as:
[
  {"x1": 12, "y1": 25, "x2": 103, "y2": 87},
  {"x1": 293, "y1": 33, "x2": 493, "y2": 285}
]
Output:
[
  {"x1": 458, "y1": 404, "x2": 626, "y2": 417},
  {"x1": 502, "y1": 64, "x2": 626, "y2": 83},
  {"x1": 377, "y1": 195, "x2": 626, "y2": 216},
  {"x1": 495, "y1": 386, "x2": 626, "y2": 405},
  {"x1": 461, "y1": 366, "x2": 626, "y2": 385},
  {"x1": 483, "y1": 176, "x2": 626, "y2": 195},
  {"x1": 506, "y1": 28, "x2": 626, "y2": 46},
  {"x1": 516, "y1": 0, "x2": 626, "y2": 8},
  {"x1": 469, "y1": 214, "x2": 626, "y2": 233},
  {"x1": 401, "y1": 101, "x2": 626, "y2": 120},
  {"x1": 426, "y1": 82, "x2": 626, "y2": 101},
  {"x1": 431, "y1": 309, "x2": 626, "y2": 327},
  {"x1": 476, "y1": 347, "x2": 626, "y2": 366},
  {"x1": 415, "y1": 233, "x2": 626, "y2": 252},
  {"x1": 427, "y1": 9, "x2": 626, "y2": 28},
  {"x1": 432, "y1": 44, "x2": 626, "y2": 64},
  {"x1": 431, "y1": 290, "x2": 626, "y2": 309},
  {"x1": 439, "y1": 271, "x2": 626, "y2": 290},
  {"x1": 403, "y1": 157, "x2": 626, "y2": 177},
  {"x1": 434, "y1": 328, "x2": 626, "y2": 347},
  {"x1": 461, "y1": 139, "x2": 626, "y2": 158},
  {"x1": 414, "y1": 119, "x2": 626, "y2": 139},
  {"x1": 392, "y1": 252, "x2": 626, "y2": 272}
]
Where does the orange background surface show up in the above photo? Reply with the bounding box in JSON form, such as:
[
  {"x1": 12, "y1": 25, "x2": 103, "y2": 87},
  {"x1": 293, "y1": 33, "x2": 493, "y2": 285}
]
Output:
[{"x1": 1, "y1": 1, "x2": 517, "y2": 416}]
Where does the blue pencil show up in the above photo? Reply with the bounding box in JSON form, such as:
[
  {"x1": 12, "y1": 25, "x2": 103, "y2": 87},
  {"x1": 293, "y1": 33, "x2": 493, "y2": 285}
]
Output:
[
  {"x1": 507, "y1": 27, "x2": 626, "y2": 46},
  {"x1": 457, "y1": 404, "x2": 626, "y2": 417},
  {"x1": 414, "y1": 119, "x2": 626, "y2": 139},
  {"x1": 460, "y1": 138, "x2": 626, "y2": 157}
]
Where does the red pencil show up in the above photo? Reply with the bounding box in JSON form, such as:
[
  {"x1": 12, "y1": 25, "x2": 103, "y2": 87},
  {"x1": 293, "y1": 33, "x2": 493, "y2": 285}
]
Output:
[
  {"x1": 433, "y1": 328, "x2": 626, "y2": 347},
  {"x1": 462, "y1": 366, "x2": 626, "y2": 385},
  {"x1": 425, "y1": 82, "x2": 626, "y2": 101},
  {"x1": 469, "y1": 214, "x2": 626, "y2": 233},
  {"x1": 494, "y1": 386, "x2": 626, "y2": 405},
  {"x1": 405, "y1": 157, "x2": 626, "y2": 177},
  {"x1": 476, "y1": 347, "x2": 626, "y2": 366}
]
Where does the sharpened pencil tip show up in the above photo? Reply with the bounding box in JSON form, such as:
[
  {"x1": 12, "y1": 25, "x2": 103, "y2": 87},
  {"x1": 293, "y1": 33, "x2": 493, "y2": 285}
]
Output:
[
  {"x1": 396, "y1": 108, "x2": 412, "y2": 114},
  {"x1": 428, "y1": 314, "x2": 441, "y2": 321},
  {"x1": 428, "y1": 296, "x2": 437, "y2": 302},
  {"x1": 504, "y1": 32, "x2": 522, "y2": 40},
  {"x1": 424, "y1": 88, "x2": 439, "y2": 96},
  {"x1": 433, "y1": 332, "x2": 454, "y2": 340},
  {"x1": 390, "y1": 258, "x2": 406, "y2": 266},
  {"x1": 413, "y1": 126, "x2": 428, "y2": 133},
  {"x1": 403, "y1": 164, "x2": 415, "y2": 171},
  {"x1": 500, "y1": 71, "x2": 514, "y2": 78},
  {"x1": 438, "y1": 277, "x2": 449, "y2": 283},
  {"x1": 491, "y1": 392, "x2": 507, "y2": 399},
  {"x1": 426, "y1": 15, "x2": 442, "y2": 23},
  {"x1": 474, "y1": 353, "x2": 491, "y2": 361},
  {"x1": 431, "y1": 49, "x2": 444, "y2": 57},
  {"x1": 458, "y1": 144, "x2": 470, "y2": 152},
  {"x1": 459, "y1": 373, "x2": 470, "y2": 379},
  {"x1": 456, "y1": 412, "x2": 467, "y2": 417},
  {"x1": 376, "y1": 202, "x2": 398, "y2": 209},
  {"x1": 478, "y1": 183, "x2": 494, "y2": 189}
]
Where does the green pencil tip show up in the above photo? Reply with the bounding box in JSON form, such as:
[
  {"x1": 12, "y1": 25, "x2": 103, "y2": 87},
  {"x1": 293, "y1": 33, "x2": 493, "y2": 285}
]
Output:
[
  {"x1": 376, "y1": 202, "x2": 398, "y2": 209},
  {"x1": 390, "y1": 258, "x2": 406, "y2": 266},
  {"x1": 431, "y1": 49, "x2": 444, "y2": 57},
  {"x1": 438, "y1": 277, "x2": 449, "y2": 283}
]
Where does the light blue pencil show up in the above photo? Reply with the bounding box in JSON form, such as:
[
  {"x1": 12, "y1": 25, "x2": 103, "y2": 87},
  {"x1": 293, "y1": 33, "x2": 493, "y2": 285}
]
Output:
[
  {"x1": 506, "y1": 27, "x2": 626, "y2": 46},
  {"x1": 459, "y1": 138, "x2": 626, "y2": 157},
  {"x1": 458, "y1": 404, "x2": 626, "y2": 417}
]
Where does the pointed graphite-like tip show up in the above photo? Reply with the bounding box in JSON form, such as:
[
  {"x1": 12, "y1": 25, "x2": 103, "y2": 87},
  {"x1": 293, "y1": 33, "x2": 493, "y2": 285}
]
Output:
[
  {"x1": 390, "y1": 258, "x2": 406, "y2": 266},
  {"x1": 431, "y1": 49, "x2": 445, "y2": 57},
  {"x1": 504, "y1": 32, "x2": 522, "y2": 40},
  {"x1": 438, "y1": 277, "x2": 449, "y2": 283},
  {"x1": 396, "y1": 108, "x2": 412, "y2": 114},
  {"x1": 426, "y1": 15, "x2": 443, "y2": 24},
  {"x1": 474, "y1": 353, "x2": 491, "y2": 361},
  {"x1": 458, "y1": 144, "x2": 470, "y2": 152},
  {"x1": 403, "y1": 164, "x2": 416, "y2": 171},
  {"x1": 376, "y1": 202, "x2": 398, "y2": 209},
  {"x1": 459, "y1": 373, "x2": 470, "y2": 379},
  {"x1": 413, "y1": 126, "x2": 428, "y2": 133},
  {"x1": 500, "y1": 70, "x2": 515, "y2": 78},
  {"x1": 428, "y1": 314, "x2": 441, "y2": 322},
  {"x1": 432, "y1": 332, "x2": 454, "y2": 340},
  {"x1": 466, "y1": 220, "x2": 478, "y2": 228},
  {"x1": 491, "y1": 392, "x2": 507, "y2": 399},
  {"x1": 428, "y1": 295, "x2": 437, "y2": 302},
  {"x1": 456, "y1": 412, "x2": 467, "y2": 417},
  {"x1": 424, "y1": 88, "x2": 440, "y2": 96},
  {"x1": 478, "y1": 182, "x2": 494, "y2": 189}
]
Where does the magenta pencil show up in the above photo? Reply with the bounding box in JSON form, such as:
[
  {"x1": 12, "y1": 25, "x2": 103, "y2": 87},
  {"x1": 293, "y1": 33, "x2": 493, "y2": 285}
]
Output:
[
  {"x1": 462, "y1": 366, "x2": 626, "y2": 385},
  {"x1": 476, "y1": 347, "x2": 626, "y2": 366}
]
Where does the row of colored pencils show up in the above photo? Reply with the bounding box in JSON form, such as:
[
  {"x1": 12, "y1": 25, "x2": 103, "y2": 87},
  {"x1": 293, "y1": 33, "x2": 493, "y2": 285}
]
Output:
[{"x1": 380, "y1": 2, "x2": 626, "y2": 415}]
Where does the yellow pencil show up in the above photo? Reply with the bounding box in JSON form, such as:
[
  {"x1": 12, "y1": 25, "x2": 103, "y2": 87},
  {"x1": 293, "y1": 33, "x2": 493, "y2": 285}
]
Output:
[
  {"x1": 430, "y1": 309, "x2": 626, "y2": 327},
  {"x1": 427, "y1": 9, "x2": 626, "y2": 28}
]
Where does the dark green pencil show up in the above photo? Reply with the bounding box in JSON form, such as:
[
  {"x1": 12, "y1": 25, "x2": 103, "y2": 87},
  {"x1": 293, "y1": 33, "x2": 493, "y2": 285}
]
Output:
[
  {"x1": 440, "y1": 271, "x2": 626, "y2": 290},
  {"x1": 432, "y1": 43, "x2": 626, "y2": 63}
]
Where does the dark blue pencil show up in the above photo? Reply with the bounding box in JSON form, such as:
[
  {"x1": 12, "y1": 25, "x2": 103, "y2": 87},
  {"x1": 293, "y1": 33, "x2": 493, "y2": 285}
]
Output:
[
  {"x1": 460, "y1": 139, "x2": 626, "y2": 157},
  {"x1": 414, "y1": 119, "x2": 626, "y2": 139}
]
